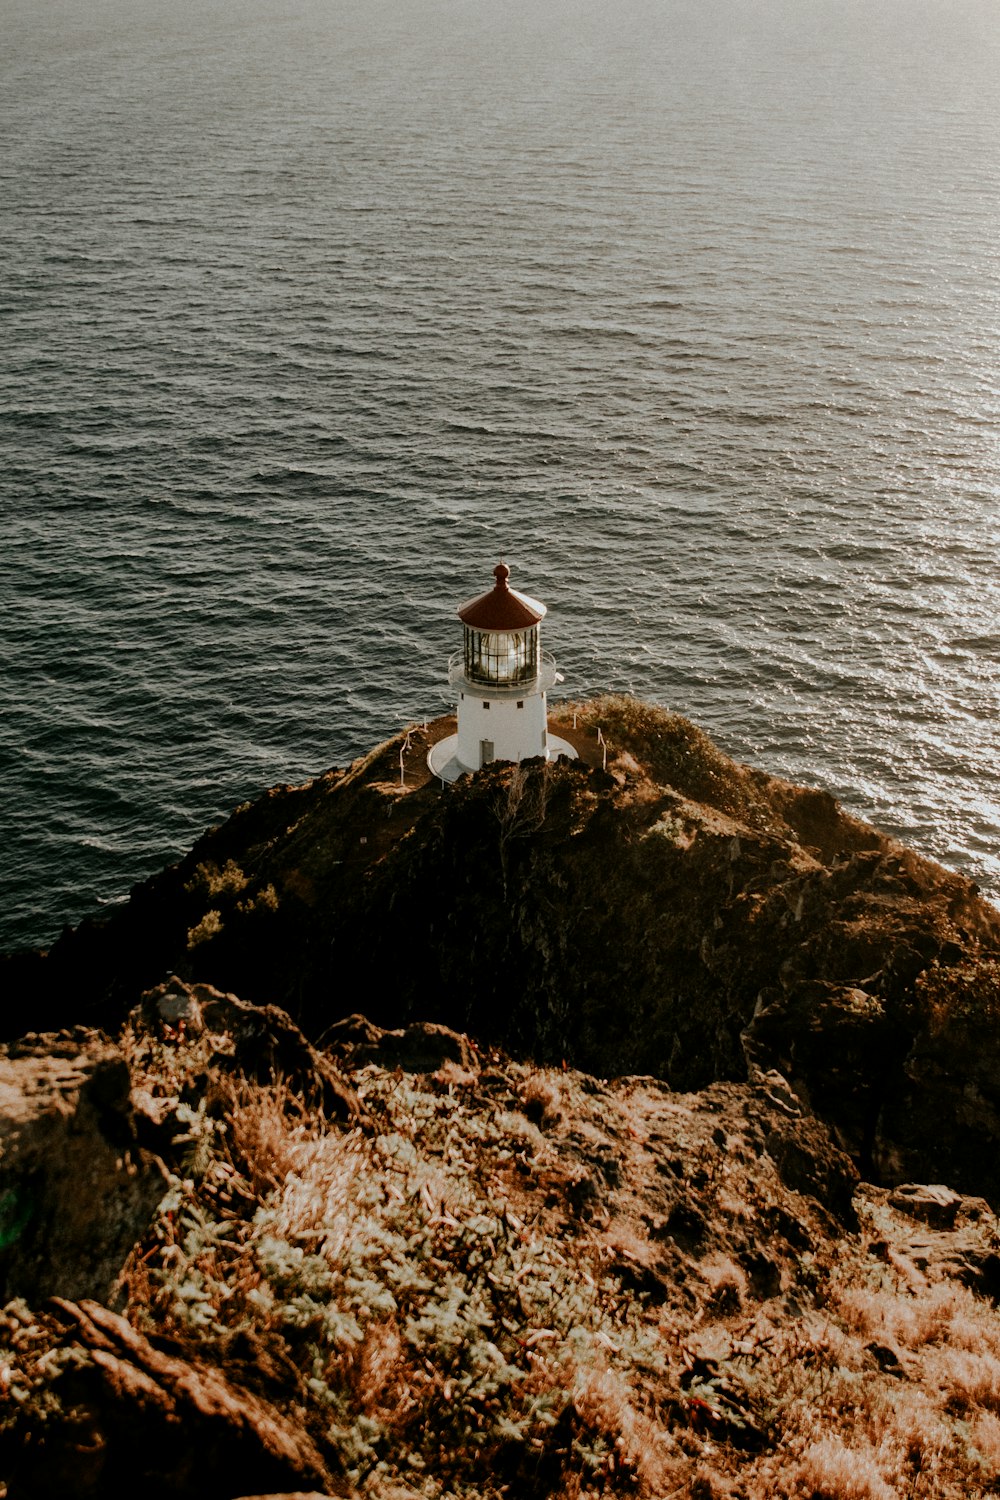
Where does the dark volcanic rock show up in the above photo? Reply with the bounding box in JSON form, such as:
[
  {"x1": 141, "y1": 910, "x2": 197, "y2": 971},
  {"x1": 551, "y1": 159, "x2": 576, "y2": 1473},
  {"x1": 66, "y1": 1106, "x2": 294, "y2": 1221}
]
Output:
[
  {"x1": 761, "y1": 1109, "x2": 859, "y2": 1227},
  {"x1": 888, "y1": 1183, "x2": 968, "y2": 1229},
  {"x1": 6, "y1": 697, "x2": 1000, "y2": 1201},
  {"x1": 0, "y1": 1030, "x2": 165, "y2": 1303},
  {"x1": 134, "y1": 978, "x2": 364, "y2": 1123},
  {"x1": 874, "y1": 956, "x2": 1000, "y2": 1197},
  {"x1": 4, "y1": 1298, "x2": 334, "y2": 1500},
  {"x1": 322, "y1": 1014, "x2": 478, "y2": 1072}
]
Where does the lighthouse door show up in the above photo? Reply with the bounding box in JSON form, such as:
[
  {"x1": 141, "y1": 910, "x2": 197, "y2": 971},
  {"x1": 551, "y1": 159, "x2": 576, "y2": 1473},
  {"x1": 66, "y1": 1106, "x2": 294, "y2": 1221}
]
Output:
[{"x1": 480, "y1": 739, "x2": 494, "y2": 767}]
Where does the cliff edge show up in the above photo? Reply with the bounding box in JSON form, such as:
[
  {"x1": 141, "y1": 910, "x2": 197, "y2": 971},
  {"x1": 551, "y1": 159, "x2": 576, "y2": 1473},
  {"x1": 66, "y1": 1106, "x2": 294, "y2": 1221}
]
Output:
[
  {"x1": 7, "y1": 695, "x2": 1000, "y2": 1199},
  {"x1": 5, "y1": 697, "x2": 1000, "y2": 1497}
]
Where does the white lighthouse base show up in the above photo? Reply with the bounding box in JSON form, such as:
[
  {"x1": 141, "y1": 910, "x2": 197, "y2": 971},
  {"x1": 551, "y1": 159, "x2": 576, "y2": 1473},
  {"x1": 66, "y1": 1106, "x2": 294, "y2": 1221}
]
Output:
[{"x1": 428, "y1": 731, "x2": 578, "y2": 784}]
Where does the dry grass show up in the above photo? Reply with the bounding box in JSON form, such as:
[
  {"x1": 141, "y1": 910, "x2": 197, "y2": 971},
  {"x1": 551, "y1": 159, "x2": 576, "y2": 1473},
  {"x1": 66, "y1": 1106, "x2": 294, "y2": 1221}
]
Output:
[
  {"x1": 794, "y1": 1435, "x2": 897, "y2": 1500},
  {"x1": 104, "y1": 1049, "x2": 1000, "y2": 1500},
  {"x1": 565, "y1": 694, "x2": 769, "y2": 825},
  {"x1": 517, "y1": 1068, "x2": 564, "y2": 1128},
  {"x1": 185, "y1": 858, "x2": 248, "y2": 899},
  {"x1": 839, "y1": 1278, "x2": 1000, "y2": 1355},
  {"x1": 187, "y1": 907, "x2": 223, "y2": 948},
  {"x1": 116, "y1": 1069, "x2": 687, "y2": 1496},
  {"x1": 726, "y1": 1240, "x2": 1000, "y2": 1499}
]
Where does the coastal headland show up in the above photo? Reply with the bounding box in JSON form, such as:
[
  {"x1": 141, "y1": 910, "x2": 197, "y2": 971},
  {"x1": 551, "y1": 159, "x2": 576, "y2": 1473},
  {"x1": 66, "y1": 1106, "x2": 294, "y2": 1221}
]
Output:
[{"x1": 4, "y1": 696, "x2": 1000, "y2": 1498}]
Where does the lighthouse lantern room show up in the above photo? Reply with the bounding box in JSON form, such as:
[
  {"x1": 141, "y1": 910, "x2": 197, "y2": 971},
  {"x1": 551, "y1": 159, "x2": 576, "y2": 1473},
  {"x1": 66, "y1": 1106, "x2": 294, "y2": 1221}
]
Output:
[{"x1": 428, "y1": 563, "x2": 577, "y2": 782}]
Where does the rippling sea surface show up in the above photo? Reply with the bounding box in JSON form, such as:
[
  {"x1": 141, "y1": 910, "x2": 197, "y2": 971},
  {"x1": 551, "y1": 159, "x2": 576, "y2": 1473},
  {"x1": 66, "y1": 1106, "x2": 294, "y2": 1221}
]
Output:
[{"x1": 2, "y1": 0, "x2": 999, "y2": 951}]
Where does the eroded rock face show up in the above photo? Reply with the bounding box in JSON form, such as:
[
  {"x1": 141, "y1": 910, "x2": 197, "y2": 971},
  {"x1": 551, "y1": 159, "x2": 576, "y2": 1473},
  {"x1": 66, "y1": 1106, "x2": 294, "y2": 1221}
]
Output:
[
  {"x1": 3, "y1": 1299, "x2": 333, "y2": 1500},
  {"x1": 133, "y1": 978, "x2": 364, "y2": 1124},
  {"x1": 0, "y1": 1030, "x2": 164, "y2": 1303},
  {"x1": 865, "y1": 1182, "x2": 1000, "y2": 1301},
  {"x1": 322, "y1": 1014, "x2": 478, "y2": 1073},
  {"x1": 0, "y1": 987, "x2": 368, "y2": 1307},
  {"x1": 0, "y1": 1041, "x2": 863, "y2": 1500},
  {"x1": 4, "y1": 1015, "x2": 1000, "y2": 1500},
  {"x1": 872, "y1": 957, "x2": 1000, "y2": 1200},
  {"x1": 6, "y1": 697, "x2": 1000, "y2": 1201},
  {"x1": 888, "y1": 1183, "x2": 970, "y2": 1229}
]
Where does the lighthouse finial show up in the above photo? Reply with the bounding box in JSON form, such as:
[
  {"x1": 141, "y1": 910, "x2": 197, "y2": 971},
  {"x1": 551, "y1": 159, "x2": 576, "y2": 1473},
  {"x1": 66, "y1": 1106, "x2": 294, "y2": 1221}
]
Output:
[{"x1": 494, "y1": 561, "x2": 510, "y2": 589}]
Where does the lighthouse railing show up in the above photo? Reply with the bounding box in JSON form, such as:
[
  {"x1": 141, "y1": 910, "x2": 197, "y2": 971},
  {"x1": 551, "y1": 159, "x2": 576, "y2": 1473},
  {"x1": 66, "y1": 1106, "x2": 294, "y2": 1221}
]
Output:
[{"x1": 448, "y1": 650, "x2": 558, "y2": 697}]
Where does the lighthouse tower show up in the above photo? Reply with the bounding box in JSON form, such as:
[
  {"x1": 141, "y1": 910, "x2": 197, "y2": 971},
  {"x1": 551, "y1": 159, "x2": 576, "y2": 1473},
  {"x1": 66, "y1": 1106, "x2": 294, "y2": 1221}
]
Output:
[{"x1": 427, "y1": 563, "x2": 577, "y2": 782}]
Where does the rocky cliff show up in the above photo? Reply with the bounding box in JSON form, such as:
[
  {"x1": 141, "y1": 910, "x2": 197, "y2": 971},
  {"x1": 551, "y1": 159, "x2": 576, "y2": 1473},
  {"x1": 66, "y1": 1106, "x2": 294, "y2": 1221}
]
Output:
[
  {"x1": 4, "y1": 696, "x2": 1000, "y2": 1499},
  {"x1": 8, "y1": 696, "x2": 1000, "y2": 1197},
  {"x1": 4, "y1": 984, "x2": 1000, "y2": 1499}
]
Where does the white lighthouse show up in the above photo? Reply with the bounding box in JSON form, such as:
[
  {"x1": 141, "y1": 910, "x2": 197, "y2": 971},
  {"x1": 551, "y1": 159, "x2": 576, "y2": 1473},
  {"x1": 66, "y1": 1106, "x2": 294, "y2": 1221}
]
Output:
[{"x1": 427, "y1": 562, "x2": 577, "y2": 782}]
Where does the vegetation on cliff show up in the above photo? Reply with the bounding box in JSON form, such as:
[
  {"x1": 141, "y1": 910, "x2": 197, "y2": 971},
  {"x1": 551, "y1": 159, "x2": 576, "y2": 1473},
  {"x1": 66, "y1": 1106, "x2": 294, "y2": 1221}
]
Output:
[
  {"x1": 4, "y1": 697, "x2": 1000, "y2": 1497},
  {"x1": 5, "y1": 984, "x2": 1000, "y2": 1498},
  {"x1": 10, "y1": 696, "x2": 1000, "y2": 1198}
]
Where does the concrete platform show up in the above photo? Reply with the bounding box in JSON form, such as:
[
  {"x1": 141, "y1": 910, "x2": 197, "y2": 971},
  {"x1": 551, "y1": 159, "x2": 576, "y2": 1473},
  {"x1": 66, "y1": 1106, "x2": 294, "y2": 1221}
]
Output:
[{"x1": 427, "y1": 733, "x2": 579, "y2": 784}]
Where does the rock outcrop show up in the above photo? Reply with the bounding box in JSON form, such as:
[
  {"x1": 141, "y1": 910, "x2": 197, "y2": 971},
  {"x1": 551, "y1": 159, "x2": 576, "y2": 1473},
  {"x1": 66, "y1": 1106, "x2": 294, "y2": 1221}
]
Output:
[
  {"x1": 132, "y1": 978, "x2": 364, "y2": 1124},
  {"x1": 6, "y1": 697, "x2": 998, "y2": 1201},
  {"x1": 3, "y1": 1018, "x2": 1000, "y2": 1500},
  {"x1": 0, "y1": 1029, "x2": 163, "y2": 1304},
  {"x1": 0, "y1": 985, "x2": 365, "y2": 1309},
  {"x1": 10, "y1": 697, "x2": 1000, "y2": 1496},
  {"x1": 4, "y1": 1298, "x2": 334, "y2": 1500}
]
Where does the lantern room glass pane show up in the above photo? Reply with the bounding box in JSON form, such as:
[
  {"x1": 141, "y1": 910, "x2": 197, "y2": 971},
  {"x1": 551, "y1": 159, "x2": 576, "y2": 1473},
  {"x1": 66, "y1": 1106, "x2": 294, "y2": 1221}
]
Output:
[{"x1": 464, "y1": 626, "x2": 538, "y2": 685}]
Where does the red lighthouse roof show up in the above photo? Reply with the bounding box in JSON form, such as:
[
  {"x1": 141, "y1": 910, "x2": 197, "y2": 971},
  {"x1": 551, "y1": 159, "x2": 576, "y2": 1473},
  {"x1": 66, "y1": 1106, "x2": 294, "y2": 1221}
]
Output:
[{"x1": 457, "y1": 563, "x2": 547, "y2": 631}]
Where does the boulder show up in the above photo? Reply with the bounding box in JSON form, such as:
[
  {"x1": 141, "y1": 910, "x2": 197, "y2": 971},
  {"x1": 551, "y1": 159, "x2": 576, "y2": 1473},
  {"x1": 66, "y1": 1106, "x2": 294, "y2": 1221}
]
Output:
[
  {"x1": 134, "y1": 979, "x2": 364, "y2": 1123},
  {"x1": 322, "y1": 1014, "x2": 478, "y2": 1073},
  {"x1": 0, "y1": 1029, "x2": 165, "y2": 1303},
  {"x1": 4, "y1": 1298, "x2": 334, "y2": 1500},
  {"x1": 761, "y1": 1109, "x2": 859, "y2": 1228},
  {"x1": 888, "y1": 1183, "x2": 968, "y2": 1229},
  {"x1": 875, "y1": 958, "x2": 1000, "y2": 1200}
]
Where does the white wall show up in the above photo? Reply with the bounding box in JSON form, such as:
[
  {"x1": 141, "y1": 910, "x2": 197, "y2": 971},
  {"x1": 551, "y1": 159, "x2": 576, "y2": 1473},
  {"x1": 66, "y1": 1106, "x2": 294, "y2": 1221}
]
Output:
[{"x1": 456, "y1": 689, "x2": 548, "y2": 771}]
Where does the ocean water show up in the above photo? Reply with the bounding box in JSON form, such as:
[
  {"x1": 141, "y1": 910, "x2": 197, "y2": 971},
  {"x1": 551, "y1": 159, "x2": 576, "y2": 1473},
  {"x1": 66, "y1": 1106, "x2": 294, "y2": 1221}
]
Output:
[{"x1": 2, "y1": 0, "x2": 999, "y2": 953}]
